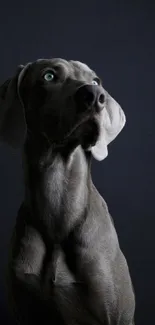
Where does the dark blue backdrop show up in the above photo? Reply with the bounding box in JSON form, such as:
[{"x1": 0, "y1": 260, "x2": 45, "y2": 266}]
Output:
[{"x1": 0, "y1": 1, "x2": 154, "y2": 324}]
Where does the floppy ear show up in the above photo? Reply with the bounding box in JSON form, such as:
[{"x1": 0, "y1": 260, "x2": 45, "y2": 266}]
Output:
[
  {"x1": 91, "y1": 90, "x2": 126, "y2": 161},
  {"x1": 0, "y1": 65, "x2": 27, "y2": 148}
]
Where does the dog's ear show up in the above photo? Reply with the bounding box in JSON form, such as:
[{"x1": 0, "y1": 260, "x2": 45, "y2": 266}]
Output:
[
  {"x1": 0, "y1": 64, "x2": 29, "y2": 148},
  {"x1": 91, "y1": 91, "x2": 126, "y2": 161}
]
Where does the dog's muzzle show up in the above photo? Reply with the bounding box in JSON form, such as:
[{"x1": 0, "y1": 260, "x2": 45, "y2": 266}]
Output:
[{"x1": 74, "y1": 84, "x2": 105, "y2": 113}]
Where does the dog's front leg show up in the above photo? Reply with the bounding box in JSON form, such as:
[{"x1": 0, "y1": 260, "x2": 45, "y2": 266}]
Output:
[
  {"x1": 7, "y1": 203, "x2": 47, "y2": 324},
  {"x1": 63, "y1": 233, "x2": 134, "y2": 325},
  {"x1": 7, "y1": 204, "x2": 66, "y2": 325},
  {"x1": 63, "y1": 242, "x2": 109, "y2": 324},
  {"x1": 9, "y1": 204, "x2": 45, "y2": 287}
]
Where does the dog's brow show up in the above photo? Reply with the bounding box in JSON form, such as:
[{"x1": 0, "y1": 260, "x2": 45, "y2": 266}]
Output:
[
  {"x1": 34, "y1": 59, "x2": 69, "y2": 73},
  {"x1": 69, "y1": 61, "x2": 97, "y2": 80},
  {"x1": 49, "y1": 60, "x2": 70, "y2": 76},
  {"x1": 52, "y1": 63, "x2": 68, "y2": 72}
]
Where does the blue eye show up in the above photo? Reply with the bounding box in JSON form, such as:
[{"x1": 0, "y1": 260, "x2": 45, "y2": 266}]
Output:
[
  {"x1": 92, "y1": 79, "x2": 100, "y2": 86},
  {"x1": 44, "y1": 72, "x2": 55, "y2": 81}
]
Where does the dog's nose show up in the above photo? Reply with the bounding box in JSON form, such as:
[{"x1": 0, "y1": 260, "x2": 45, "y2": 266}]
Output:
[{"x1": 74, "y1": 84, "x2": 105, "y2": 112}]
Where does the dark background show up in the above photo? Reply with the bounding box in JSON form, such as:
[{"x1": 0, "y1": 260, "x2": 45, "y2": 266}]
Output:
[{"x1": 0, "y1": 1, "x2": 154, "y2": 324}]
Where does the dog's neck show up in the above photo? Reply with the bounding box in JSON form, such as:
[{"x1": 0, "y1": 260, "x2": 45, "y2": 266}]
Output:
[
  {"x1": 23, "y1": 132, "x2": 92, "y2": 170},
  {"x1": 22, "y1": 134, "x2": 91, "y2": 239}
]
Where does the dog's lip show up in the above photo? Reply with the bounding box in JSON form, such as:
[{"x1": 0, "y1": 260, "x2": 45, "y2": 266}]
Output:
[
  {"x1": 41, "y1": 105, "x2": 100, "y2": 146},
  {"x1": 63, "y1": 111, "x2": 99, "y2": 141},
  {"x1": 63, "y1": 117, "x2": 89, "y2": 141}
]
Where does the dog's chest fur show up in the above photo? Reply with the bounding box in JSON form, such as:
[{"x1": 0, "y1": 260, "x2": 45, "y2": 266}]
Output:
[{"x1": 35, "y1": 146, "x2": 88, "y2": 238}]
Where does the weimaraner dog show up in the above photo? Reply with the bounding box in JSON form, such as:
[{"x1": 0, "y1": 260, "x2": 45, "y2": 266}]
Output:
[{"x1": 0, "y1": 58, "x2": 135, "y2": 325}]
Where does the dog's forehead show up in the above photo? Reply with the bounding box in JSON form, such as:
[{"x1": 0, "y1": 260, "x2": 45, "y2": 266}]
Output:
[
  {"x1": 32, "y1": 58, "x2": 69, "y2": 72},
  {"x1": 69, "y1": 60, "x2": 95, "y2": 78},
  {"x1": 30, "y1": 58, "x2": 96, "y2": 79}
]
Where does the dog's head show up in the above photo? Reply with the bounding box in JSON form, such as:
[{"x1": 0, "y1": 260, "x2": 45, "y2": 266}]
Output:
[{"x1": 0, "y1": 58, "x2": 126, "y2": 160}]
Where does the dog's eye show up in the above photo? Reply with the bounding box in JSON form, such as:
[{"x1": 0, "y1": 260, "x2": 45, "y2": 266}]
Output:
[
  {"x1": 92, "y1": 78, "x2": 100, "y2": 86},
  {"x1": 44, "y1": 72, "x2": 55, "y2": 81}
]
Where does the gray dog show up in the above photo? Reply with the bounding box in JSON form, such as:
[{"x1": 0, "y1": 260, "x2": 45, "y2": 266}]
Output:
[{"x1": 0, "y1": 58, "x2": 135, "y2": 325}]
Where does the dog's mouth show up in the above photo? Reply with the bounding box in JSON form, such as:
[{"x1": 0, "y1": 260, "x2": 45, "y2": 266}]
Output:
[
  {"x1": 41, "y1": 108, "x2": 100, "y2": 152},
  {"x1": 63, "y1": 111, "x2": 92, "y2": 140}
]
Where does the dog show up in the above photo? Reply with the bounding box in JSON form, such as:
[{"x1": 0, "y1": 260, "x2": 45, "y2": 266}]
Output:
[{"x1": 0, "y1": 58, "x2": 135, "y2": 325}]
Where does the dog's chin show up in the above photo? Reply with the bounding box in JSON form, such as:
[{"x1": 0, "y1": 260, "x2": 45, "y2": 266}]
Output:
[
  {"x1": 40, "y1": 111, "x2": 100, "y2": 150},
  {"x1": 80, "y1": 117, "x2": 100, "y2": 150},
  {"x1": 61, "y1": 115, "x2": 100, "y2": 150}
]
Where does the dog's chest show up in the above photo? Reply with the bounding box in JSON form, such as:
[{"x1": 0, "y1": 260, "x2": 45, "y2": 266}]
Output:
[
  {"x1": 43, "y1": 157, "x2": 65, "y2": 215},
  {"x1": 40, "y1": 148, "x2": 88, "y2": 231}
]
